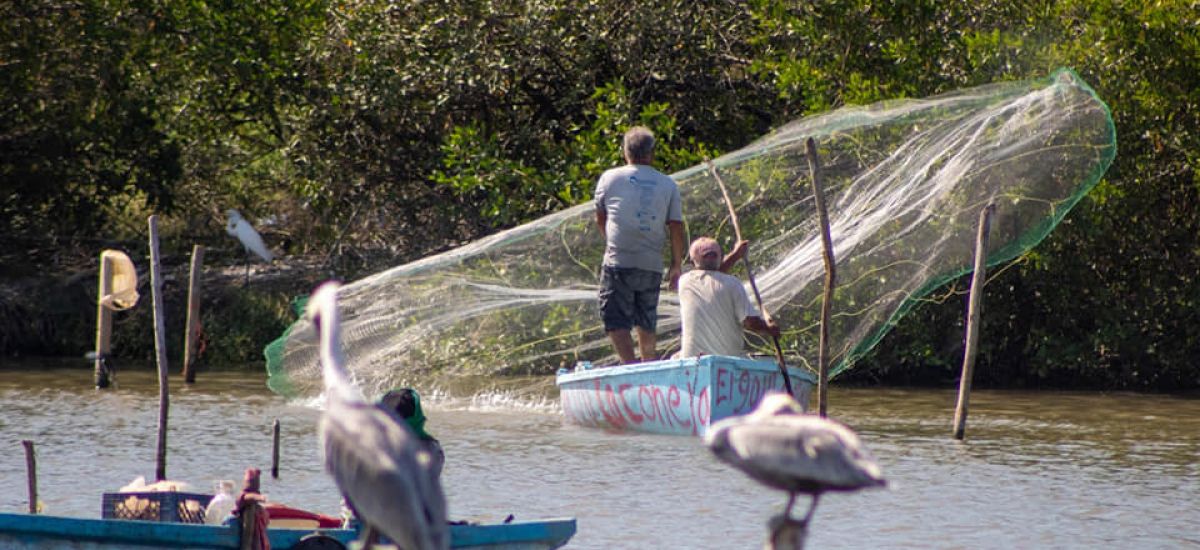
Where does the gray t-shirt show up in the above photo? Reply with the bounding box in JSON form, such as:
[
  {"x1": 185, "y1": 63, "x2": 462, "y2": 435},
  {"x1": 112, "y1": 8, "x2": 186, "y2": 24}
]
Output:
[{"x1": 595, "y1": 164, "x2": 684, "y2": 271}]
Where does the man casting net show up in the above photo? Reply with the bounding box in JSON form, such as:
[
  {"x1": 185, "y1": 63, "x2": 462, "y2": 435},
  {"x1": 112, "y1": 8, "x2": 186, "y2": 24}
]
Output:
[{"x1": 265, "y1": 68, "x2": 1115, "y2": 397}]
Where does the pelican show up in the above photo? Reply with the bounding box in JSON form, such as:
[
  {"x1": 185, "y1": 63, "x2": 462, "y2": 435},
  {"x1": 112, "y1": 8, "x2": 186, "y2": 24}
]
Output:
[
  {"x1": 704, "y1": 392, "x2": 886, "y2": 549},
  {"x1": 307, "y1": 282, "x2": 449, "y2": 550}
]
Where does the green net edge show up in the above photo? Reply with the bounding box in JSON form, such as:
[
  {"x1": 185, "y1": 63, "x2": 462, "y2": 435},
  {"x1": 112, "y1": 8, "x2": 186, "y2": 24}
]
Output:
[{"x1": 263, "y1": 295, "x2": 310, "y2": 397}]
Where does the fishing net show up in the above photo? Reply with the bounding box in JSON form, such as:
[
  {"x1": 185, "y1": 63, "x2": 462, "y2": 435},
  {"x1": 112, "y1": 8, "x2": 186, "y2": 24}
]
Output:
[{"x1": 264, "y1": 68, "x2": 1115, "y2": 397}]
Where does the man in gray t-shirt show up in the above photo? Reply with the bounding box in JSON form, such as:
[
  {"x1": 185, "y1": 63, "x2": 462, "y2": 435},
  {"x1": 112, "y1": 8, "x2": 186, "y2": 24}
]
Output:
[{"x1": 594, "y1": 126, "x2": 685, "y2": 364}]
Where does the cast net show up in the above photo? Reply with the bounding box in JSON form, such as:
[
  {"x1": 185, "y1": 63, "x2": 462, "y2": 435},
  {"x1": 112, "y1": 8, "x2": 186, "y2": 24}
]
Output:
[{"x1": 264, "y1": 68, "x2": 1115, "y2": 397}]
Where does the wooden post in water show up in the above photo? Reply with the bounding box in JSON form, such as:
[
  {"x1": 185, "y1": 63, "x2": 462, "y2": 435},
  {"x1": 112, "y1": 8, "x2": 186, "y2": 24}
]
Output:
[
  {"x1": 183, "y1": 245, "x2": 205, "y2": 384},
  {"x1": 22, "y1": 440, "x2": 37, "y2": 514},
  {"x1": 149, "y1": 216, "x2": 171, "y2": 481},
  {"x1": 806, "y1": 138, "x2": 836, "y2": 418},
  {"x1": 271, "y1": 419, "x2": 281, "y2": 479},
  {"x1": 953, "y1": 204, "x2": 995, "y2": 440},
  {"x1": 95, "y1": 253, "x2": 114, "y2": 388}
]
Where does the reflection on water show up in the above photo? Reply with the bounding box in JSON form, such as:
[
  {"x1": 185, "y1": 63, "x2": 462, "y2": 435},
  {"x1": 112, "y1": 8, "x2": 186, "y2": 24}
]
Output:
[{"x1": 0, "y1": 362, "x2": 1197, "y2": 549}]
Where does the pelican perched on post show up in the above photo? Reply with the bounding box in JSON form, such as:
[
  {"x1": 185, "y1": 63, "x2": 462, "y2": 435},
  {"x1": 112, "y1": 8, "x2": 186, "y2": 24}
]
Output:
[
  {"x1": 307, "y1": 282, "x2": 449, "y2": 550},
  {"x1": 704, "y1": 392, "x2": 886, "y2": 549}
]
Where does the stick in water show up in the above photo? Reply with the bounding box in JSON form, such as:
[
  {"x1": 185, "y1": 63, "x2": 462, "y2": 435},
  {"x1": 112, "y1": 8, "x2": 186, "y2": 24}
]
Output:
[
  {"x1": 149, "y1": 216, "x2": 170, "y2": 481},
  {"x1": 705, "y1": 159, "x2": 796, "y2": 398},
  {"x1": 22, "y1": 440, "x2": 37, "y2": 514},
  {"x1": 954, "y1": 203, "x2": 995, "y2": 440},
  {"x1": 271, "y1": 419, "x2": 281, "y2": 479},
  {"x1": 805, "y1": 138, "x2": 836, "y2": 418}
]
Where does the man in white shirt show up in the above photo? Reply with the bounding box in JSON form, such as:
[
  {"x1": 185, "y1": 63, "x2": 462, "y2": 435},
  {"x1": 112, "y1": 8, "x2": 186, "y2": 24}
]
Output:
[{"x1": 677, "y1": 237, "x2": 779, "y2": 358}]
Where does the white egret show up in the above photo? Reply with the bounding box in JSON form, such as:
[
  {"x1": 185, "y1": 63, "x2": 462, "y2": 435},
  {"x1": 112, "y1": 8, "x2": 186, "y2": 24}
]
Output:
[
  {"x1": 225, "y1": 209, "x2": 274, "y2": 262},
  {"x1": 307, "y1": 282, "x2": 449, "y2": 550},
  {"x1": 226, "y1": 209, "x2": 274, "y2": 284},
  {"x1": 704, "y1": 392, "x2": 886, "y2": 549}
]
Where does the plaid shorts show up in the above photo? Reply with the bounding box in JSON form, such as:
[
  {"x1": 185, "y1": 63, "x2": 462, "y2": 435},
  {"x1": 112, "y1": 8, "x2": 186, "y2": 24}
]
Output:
[{"x1": 598, "y1": 266, "x2": 663, "y2": 332}]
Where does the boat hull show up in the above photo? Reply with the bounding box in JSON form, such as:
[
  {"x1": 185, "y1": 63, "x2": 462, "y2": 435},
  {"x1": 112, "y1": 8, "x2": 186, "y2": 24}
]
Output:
[
  {"x1": 0, "y1": 512, "x2": 576, "y2": 550},
  {"x1": 556, "y1": 355, "x2": 815, "y2": 436}
]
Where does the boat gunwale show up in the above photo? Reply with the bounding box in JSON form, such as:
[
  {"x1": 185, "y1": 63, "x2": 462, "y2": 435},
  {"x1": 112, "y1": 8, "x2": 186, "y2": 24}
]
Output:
[
  {"x1": 0, "y1": 512, "x2": 577, "y2": 549},
  {"x1": 555, "y1": 354, "x2": 817, "y2": 386}
]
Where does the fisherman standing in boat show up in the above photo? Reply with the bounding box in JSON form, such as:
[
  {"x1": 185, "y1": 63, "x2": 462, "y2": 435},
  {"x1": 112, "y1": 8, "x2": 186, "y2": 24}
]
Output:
[
  {"x1": 594, "y1": 126, "x2": 686, "y2": 364},
  {"x1": 677, "y1": 237, "x2": 780, "y2": 358}
]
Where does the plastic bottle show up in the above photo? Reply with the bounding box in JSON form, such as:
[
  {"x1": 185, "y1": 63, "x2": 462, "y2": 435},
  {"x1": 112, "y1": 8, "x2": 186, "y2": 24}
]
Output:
[{"x1": 204, "y1": 480, "x2": 236, "y2": 525}]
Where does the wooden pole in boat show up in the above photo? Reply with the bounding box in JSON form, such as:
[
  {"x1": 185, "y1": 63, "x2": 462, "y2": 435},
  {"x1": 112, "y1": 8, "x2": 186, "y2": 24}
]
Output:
[
  {"x1": 806, "y1": 138, "x2": 836, "y2": 418},
  {"x1": 95, "y1": 252, "x2": 114, "y2": 389},
  {"x1": 239, "y1": 503, "x2": 264, "y2": 550},
  {"x1": 182, "y1": 244, "x2": 205, "y2": 384},
  {"x1": 953, "y1": 203, "x2": 995, "y2": 440},
  {"x1": 705, "y1": 159, "x2": 796, "y2": 398},
  {"x1": 271, "y1": 419, "x2": 281, "y2": 479},
  {"x1": 22, "y1": 440, "x2": 37, "y2": 514},
  {"x1": 149, "y1": 216, "x2": 171, "y2": 481}
]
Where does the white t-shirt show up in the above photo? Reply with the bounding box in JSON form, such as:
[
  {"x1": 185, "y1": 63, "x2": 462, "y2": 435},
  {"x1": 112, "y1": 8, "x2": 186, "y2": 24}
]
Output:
[
  {"x1": 678, "y1": 269, "x2": 758, "y2": 357},
  {"x1": 594, "y1": 164, "x2": 684, "y2": 272}
]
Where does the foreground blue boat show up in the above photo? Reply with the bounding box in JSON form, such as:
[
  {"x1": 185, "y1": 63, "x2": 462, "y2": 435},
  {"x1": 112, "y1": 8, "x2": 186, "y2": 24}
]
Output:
[
  {"x1": 0, "y1": 512, "x2": 576, "y2": 550},
  {"x1": 557, "y1": 355, "x2": 816, "y2": 436}
]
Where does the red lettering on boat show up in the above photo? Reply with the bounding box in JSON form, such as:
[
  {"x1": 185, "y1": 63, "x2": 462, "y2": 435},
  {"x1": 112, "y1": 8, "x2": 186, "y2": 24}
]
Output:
[{"x1": 618, "y1": 383, "x2": 644, "y2": 424}]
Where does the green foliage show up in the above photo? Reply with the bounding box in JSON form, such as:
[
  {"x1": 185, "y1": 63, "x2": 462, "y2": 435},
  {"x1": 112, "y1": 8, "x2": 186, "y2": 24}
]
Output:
[
  {"x1": 432, "y1": 124, "x2": 540, "y2": 226},
  {"x1": 2, "y1": 0, "x2": 1198, "y2": 389},
  {"x1": 202, "y1": 289, "x2": 296, "y2": 365},
  {"x1": 0, "y1": 1, "x2": 182, "y2": 241},
  {"x1": 432, "y1": 80, "x2": 719, "y2": 228}
]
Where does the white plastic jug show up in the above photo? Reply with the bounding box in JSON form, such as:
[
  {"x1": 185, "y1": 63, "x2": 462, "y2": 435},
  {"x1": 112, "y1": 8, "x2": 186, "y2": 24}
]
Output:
[{"x1": 203, "y1": 480, "x2": 236, "y2": 525}]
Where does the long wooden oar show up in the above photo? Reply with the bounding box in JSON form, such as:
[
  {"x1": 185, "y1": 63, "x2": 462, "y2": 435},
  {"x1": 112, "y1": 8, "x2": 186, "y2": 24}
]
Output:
[{"x1": 705, "y1": 160, "x2": 795, "y2": 398}]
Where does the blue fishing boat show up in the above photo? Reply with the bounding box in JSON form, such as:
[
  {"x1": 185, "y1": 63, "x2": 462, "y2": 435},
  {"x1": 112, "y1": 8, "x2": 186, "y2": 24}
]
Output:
[
  {"x1": 557, "y1": 355, "x2": 816, "y2": 436},
  {"x1": 0, "y1": 511, "x2": 576, "y2": 550}
]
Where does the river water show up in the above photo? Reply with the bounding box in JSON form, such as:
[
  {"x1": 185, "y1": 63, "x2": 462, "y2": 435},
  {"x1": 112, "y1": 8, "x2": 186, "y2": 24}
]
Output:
[{"x1": 0, "y1": 361, "x2": 1196, "y2": 549}]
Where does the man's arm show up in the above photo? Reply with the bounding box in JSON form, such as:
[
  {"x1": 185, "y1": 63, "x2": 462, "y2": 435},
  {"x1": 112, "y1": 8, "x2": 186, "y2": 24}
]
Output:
[
  {"x1": 720, "y1": 240, "x2": 749, "y2": 273},
  {"x1": 595, "y1": 208, "x2": 608, "y2": 241},
  {"x1": 667, "y1": 221, "x2": 685, "y2": 290},
  {"x1": 594, "y1": 175, "x2": 610, "y2": 241},
  {"x1": 743, "y1": 316, "x2": 781, "y2": 338}
]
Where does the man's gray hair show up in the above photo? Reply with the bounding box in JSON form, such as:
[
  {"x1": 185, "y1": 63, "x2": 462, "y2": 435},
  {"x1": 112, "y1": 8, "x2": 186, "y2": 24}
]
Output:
[{"x1": 623, "y1": 126, "x2": 656, "y2": 164}]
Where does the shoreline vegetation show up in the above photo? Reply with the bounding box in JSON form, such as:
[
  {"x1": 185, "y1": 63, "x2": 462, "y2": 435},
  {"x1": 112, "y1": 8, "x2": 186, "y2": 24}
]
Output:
[
  {"x1": 0, "y1": 248, "x2": 1189, "y2": 395},
  {"x1": 0, "y1": 248, "x2": 324, "y2": 370},
  {"x1": 2, "y1": 2, "x2": 1197, "y2": 392}
]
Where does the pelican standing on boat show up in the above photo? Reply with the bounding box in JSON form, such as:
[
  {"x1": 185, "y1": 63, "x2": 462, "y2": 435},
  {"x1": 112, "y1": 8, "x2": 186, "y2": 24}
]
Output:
[
  {"x1": 307, "y1": 282, "x2": 449, "y2": 550},
  {"x1": 704, "y1": 392, "x2": 886, "y2": 549}
]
